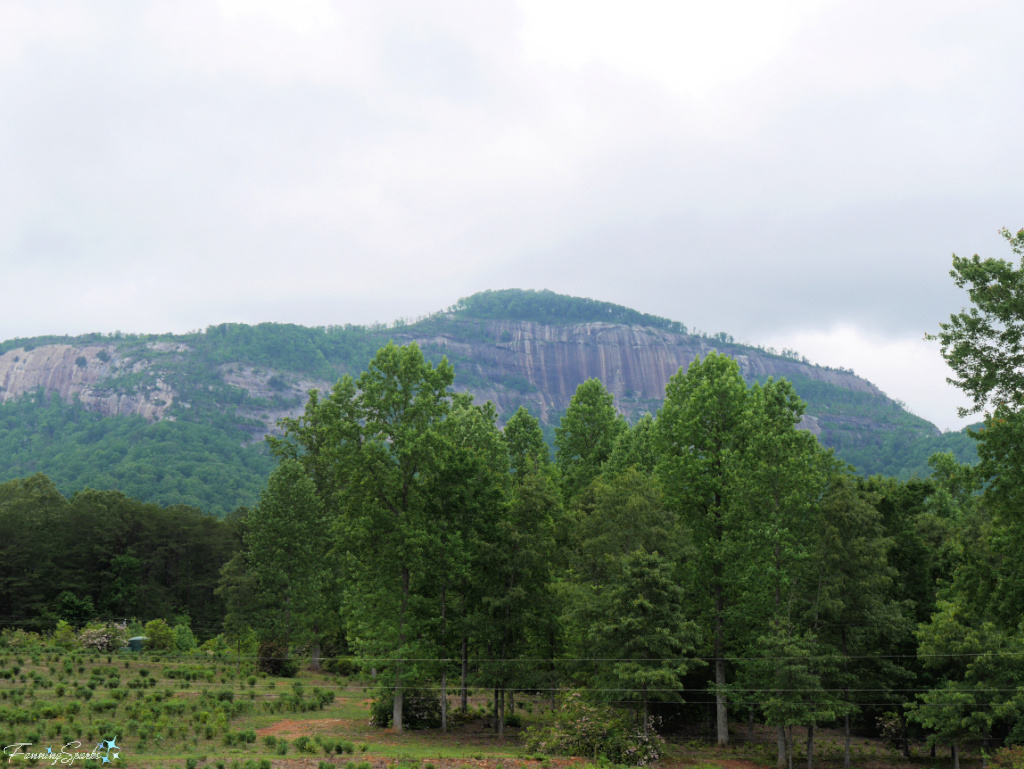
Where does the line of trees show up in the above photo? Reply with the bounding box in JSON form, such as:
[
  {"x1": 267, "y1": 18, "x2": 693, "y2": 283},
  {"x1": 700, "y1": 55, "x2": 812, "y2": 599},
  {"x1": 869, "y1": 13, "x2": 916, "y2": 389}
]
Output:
[{"x1": 220, "y1": 338, "x2": 991, "y2": 768}]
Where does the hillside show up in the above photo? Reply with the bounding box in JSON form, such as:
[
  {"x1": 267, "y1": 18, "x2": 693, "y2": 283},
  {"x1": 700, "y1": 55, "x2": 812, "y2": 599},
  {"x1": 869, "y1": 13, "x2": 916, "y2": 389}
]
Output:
[{"x1": 0, "y1": 289, "x2": 976, "y2": 513}]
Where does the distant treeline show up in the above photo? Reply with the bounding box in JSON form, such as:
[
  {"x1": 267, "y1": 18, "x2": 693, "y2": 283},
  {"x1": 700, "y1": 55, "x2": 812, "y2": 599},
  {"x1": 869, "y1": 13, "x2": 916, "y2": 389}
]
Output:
[{"x1": 0, "y1": 474, "x2": 240, "y2": 635}]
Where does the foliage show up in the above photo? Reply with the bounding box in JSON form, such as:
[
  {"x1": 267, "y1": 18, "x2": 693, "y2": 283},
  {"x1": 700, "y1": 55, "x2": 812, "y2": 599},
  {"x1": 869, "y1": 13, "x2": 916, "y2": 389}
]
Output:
[
  {"x1": 929, "y1": 227, "x2": 1024, "y2": 416},
  {"x1": 555, "y1": 379, "x2": 626, "y2": 503},
  {"x1": 448, "y1": 288, "x2": 689, "y2": 333},
  {"x1": 79, "y1": 621, "x2": 128, "y2": 653},
  {"x1": 992, "y1": 745, "x2": 1024, "y2": 768},
  {"x1": 522, "y1": 691, "x2": 664, "y2": 765},
  {"x1": 369, "y1": 687, "x2": 442, "y2": 729},
  {"x1": 53, "y1": 590, "x2": 96, "y2": 627},
  {"x1": 0, "y1": 391, "x2": 274, "y2": 516},
  {"x1": 0, "y1": 474, "x2": 239, "y2": 634},
  {"x1": 143, "y1": 619, "x2": 174, "y2": 651}
]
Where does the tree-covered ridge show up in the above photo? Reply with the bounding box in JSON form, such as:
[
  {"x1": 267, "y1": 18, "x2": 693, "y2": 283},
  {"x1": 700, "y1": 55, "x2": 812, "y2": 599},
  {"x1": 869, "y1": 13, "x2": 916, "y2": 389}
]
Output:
[
  {"x1": 0, "y1": 288, "x2": 976, "y2": 515},
  {"x1": 0, "y1": 391, "x2": 274, "y2": 515},
  {"x1": 446, "y1": 288, "x2": 690, "y2": 332}
]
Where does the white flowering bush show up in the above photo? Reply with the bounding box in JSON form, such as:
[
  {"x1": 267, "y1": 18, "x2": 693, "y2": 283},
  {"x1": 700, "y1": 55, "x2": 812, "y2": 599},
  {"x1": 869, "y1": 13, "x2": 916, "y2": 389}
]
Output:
[
  {"x1": 78, "y1": 621, "x2": 128, "y2": 652},
  {"x1": 522, "y1": 690, "x2": 664, "y2": 766}
]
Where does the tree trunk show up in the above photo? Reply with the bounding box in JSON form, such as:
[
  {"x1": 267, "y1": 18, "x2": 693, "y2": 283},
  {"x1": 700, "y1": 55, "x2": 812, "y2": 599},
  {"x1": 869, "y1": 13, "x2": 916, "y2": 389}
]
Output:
[
  {"x1": 441, "y1": 667, "x2": 447, "y2": 732},
  {"x1": 901, "y1": 711, "x2": 910, "y2": 758},
  {"x1": 393, "y1": 686, "x2": 404, "y2": 732},
  {"x1": 394, "y1": 565, "x2": 410, "y2": 732},
  {"x1": 807, "y1": 723, "x2": 814, "y2": 769},
  {"x1": 843, "y1": 715, "x2": 851, "y2": 769},
  {"x1": 440, "y1": 584, "x2": 447, "y2": 731},
  {"x1": 777, "y1": 725, "x2": 787, "y2": 769},
  {"x1": 494, "y1": 688, "x2": 499, "y2": 731},
  {"x1": 498, "y1": 687, "x2": 505, "y2": 739},
  {"x1": 460, "y1": 636, "x2": 468, "y2": 712},
  {"x1": 509, "y1": 688, "x2": 515, "y2": 715},
  {"x1": 311, "y1": 641, "x2": 321, "y2": 671},
  {"x1": 952, "y1": 743, "x2": 959, "y2": 769},
  {"x1": 715, "y1": 653, "x2": 728, "y2": 746},
  {"x1": 788, "y1": 725, "x2": 794, "y2": 769},
  {"x1": 643, "y1": 694, "x2": 650, "y2": 738},
  {"x1": 713, "y1": 533, "x2": 729, "y2": 747},
  {"x1": 749, "y1": 710, "x2": 755, "y2": 742}
]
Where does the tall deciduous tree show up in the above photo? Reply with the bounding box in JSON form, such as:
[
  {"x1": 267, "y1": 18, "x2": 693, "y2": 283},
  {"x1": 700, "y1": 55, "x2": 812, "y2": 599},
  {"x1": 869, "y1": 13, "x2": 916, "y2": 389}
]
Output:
[
  {"x1": 344, "y1": 342, "x2": 455, "y2": 732},
  {"x1": 655, "y1": 352, "x2": 749, "y2": 746}
]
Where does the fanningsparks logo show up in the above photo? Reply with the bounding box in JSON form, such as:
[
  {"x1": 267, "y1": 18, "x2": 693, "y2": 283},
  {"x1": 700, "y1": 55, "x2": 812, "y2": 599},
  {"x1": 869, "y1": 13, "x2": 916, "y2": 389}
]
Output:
[{"x1": 3, "y1": 737, "x2": 122, "y2": 764}]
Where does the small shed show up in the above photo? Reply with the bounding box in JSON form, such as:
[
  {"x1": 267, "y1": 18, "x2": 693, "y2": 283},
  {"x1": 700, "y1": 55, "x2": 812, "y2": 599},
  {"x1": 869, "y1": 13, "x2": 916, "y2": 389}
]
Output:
[{"x1": 127, "y1": 636, "x2": 147, "y2": 652}]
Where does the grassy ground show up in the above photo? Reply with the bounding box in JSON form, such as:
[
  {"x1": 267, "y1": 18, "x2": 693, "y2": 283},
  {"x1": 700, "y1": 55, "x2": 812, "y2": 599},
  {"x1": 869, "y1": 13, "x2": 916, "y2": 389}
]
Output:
[{"x1": 0, "y1": 649, "x2": 979, "y2": 769}]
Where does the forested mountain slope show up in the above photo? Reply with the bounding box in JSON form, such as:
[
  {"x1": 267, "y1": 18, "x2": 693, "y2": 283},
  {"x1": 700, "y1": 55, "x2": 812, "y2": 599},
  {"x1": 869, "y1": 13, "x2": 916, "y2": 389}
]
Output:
[{"x1": 0, "y1": 289, "x2": 975, "y2": 513}]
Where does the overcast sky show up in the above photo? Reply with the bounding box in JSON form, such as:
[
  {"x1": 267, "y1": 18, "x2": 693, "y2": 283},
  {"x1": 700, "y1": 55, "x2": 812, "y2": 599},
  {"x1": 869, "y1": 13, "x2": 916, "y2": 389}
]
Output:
[{"x1": 3, "y1": 0, "x2": 1022, "y2": 431}]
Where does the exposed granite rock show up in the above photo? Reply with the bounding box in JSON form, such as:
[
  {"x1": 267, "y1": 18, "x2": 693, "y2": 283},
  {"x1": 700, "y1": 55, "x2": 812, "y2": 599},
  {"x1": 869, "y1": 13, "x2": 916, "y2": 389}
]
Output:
[{"x1": 0, "y1": 344, "x2": 175, "y2": 420}]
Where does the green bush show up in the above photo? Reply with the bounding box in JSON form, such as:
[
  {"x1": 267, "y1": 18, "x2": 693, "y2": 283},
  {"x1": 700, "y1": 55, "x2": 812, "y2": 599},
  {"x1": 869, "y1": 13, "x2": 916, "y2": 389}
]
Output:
[
  {"x1": 324, "y1": 656, "x2": 358, "y2": 676},
  {"x1": 143, "y1": 619, "x2": 174, "y2": 651},
  {"x1": 256, "y1": 641, "x2": 298, "y2": 678},
  {"x1": 521, "y1": 691, "x2": 663, "y2": 766},
  {"x1": 993, "y1": 745, "x2": 1024, "y2": 768},
  {"x1": 369, "y1": 687, "x2": 441, "y2": 729}
]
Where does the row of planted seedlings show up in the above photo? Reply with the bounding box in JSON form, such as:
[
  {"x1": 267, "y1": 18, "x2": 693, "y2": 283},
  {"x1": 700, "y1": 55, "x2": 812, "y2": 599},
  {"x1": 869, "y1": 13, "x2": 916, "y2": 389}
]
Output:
[{"x1": 0, "y1": 649, "x2": 345, "y2": 760}]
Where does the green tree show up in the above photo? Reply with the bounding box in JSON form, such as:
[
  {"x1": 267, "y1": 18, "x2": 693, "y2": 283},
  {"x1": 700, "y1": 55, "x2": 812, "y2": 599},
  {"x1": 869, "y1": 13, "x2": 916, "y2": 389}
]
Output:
[
  {"x1": 53, "y1": 590, "x2": 96, "y2": 628},
  {"x1": 655, "y1": 352, "x2": 749, "y2": 746},
  {"x1": 423, "y1": 396, "x2": 509, "y2": 729},
  {"x1": 341, "y1": 342, "x2": 455, "y2": 732},
  {"x1": 504, "y1": 406, "x2": 550, "y2": 476},
  {"x1": 478, "y1": 456, "x2": 559, "y2": 737},
  {"x1": 143, "y1": 618, "x2": 174, "y2": 651},
  {"x1": 928, "y1": 227, "x2": 1024, "y2": 416},
  {"x1": 244, "y1": 459, "x2": 335, "y2": 667},
  {"x1": 586, "y1": 549, "x2": 700, "y2": 736},
  {"x1": 555, "y1": 379, "x2": 626, "y2": 503}
]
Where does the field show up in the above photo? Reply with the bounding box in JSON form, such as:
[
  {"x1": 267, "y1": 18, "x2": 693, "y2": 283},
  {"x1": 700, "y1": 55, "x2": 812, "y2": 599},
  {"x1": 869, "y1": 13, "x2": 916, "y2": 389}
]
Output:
[{"x1": 0, "y1": 645, "x2": 983, "y2": 769}]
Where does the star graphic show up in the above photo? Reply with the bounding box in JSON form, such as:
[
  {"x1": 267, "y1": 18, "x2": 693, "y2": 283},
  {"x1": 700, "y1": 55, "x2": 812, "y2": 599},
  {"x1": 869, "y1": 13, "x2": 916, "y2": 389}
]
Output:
[
  {"x1": 112, "y1": 752, "x2": 119, "y2": 759},
  {"x1": 102, "y1": 757, "x2": 110, "y2": 764},
  {"x1": 95, "y1": 743, "x2": 105, "y2": 752},
  {"x1": 105, "y1": 737, "x2": 120, "y2": 752},
  {"x1": 46, "y1": 747, "x2": 53, "y2": 755}
]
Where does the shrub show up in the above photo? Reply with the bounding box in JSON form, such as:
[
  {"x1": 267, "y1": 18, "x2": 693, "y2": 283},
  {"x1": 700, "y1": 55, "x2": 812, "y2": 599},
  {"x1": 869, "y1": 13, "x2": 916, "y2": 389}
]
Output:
[
  {"x1": 257, "y1": 641, "x2": 298, "y2": 677},
  {"x1": 52, "y1": 621, "x2": 80, "y2": 650},
  {"x1": 78, "y1": 622, "x2": 127, "y2": 653},
  {"x1": 143, "y1": 619, "x2": 175, "y2": 651},
  {"x1": 324, "y1": 657, "x2": 358, "y2": 676},
  {"x1": 993, "y1": 745, "x2": 1024, "y2": 768},
  {"x1": 370, "y1": 687, "x2": 442, "y2": 729},
  {"x1": 521, "y1": 690, "x2": 664, "y2": 766},
  {"x1": 173, "y1": 623, "x2": 198, "y2": 653}
]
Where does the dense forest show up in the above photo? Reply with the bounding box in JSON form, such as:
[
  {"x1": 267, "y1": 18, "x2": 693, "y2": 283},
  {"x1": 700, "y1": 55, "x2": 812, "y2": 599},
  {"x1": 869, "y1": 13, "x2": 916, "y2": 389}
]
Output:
[{"x1": 5, "y1": 232, "x2": 1024, "y2": 768}]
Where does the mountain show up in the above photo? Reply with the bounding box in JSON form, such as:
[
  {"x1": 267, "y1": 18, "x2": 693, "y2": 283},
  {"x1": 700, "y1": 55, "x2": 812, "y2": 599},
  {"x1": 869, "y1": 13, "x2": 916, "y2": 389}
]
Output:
[{"x1": 0, "y1": 289, "x2": 977, "y2": 514}]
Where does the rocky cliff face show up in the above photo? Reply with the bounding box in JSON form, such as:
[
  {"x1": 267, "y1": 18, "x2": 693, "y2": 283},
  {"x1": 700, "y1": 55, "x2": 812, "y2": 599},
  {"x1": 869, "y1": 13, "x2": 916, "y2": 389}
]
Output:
[
  {"x1": 0, "y1": 343, "x2": 176, "y2": 420},
  {"x1": 400, "y1": 319, "x2": 908, "y2": 440},
  {"x1": 0, "y1": 317, "x2": 939, "y2": 447}
]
